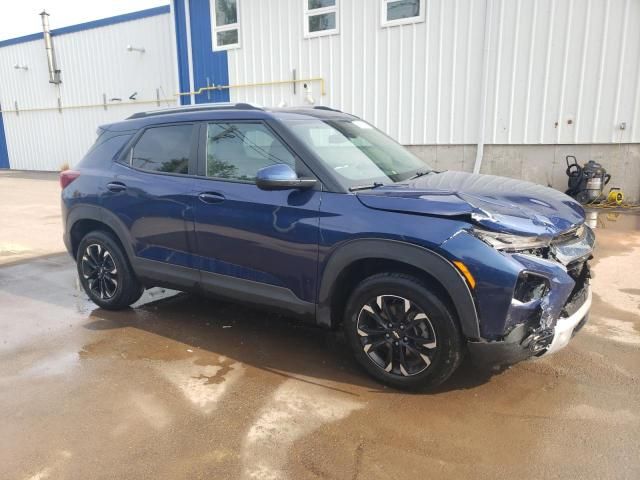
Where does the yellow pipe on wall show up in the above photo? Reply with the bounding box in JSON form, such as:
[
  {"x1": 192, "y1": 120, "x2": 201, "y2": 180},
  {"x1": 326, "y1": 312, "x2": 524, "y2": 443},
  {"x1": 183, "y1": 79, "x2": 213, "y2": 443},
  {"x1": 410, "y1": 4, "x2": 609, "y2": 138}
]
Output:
[
  {"x1": 176, "y1": 77, "x2": 326, "y2": 97},
  {"x1": 0, "y1": 98, "x2": 176, "y2": 114},
  {"x1": 0, "y1": 77, "x2": 327, "y2": 114}
]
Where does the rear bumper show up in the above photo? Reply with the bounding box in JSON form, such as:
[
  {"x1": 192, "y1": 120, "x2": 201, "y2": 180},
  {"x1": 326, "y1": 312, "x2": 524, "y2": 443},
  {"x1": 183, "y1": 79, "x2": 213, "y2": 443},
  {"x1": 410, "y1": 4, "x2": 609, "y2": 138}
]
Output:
[{"x1": 468, "y1": 287, "x2": 591, "y2": 366}]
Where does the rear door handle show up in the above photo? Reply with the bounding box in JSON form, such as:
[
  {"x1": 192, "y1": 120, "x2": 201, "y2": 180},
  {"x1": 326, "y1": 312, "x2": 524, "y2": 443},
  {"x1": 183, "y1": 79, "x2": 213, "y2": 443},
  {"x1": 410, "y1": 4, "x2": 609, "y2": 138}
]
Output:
[
  {"x1": 198, "y1": 192, "x2": 226, "y2": 204},
  {"x1": 107, "y1": 182, "x2": 127, "y2": 193}
]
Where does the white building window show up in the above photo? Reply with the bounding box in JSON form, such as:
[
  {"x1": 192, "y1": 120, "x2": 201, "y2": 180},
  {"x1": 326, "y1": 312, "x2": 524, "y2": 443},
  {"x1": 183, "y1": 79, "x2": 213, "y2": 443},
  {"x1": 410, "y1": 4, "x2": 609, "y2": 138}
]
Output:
[
  {"x1": 304, "y1": 0, "x2": 339, "y2": 38},
  {"x1": 381, "y1": 0, "x2": 425, "y2": 27},
  {"x1": 212, "y1": 0, "x2": 240, "y2": 50}
]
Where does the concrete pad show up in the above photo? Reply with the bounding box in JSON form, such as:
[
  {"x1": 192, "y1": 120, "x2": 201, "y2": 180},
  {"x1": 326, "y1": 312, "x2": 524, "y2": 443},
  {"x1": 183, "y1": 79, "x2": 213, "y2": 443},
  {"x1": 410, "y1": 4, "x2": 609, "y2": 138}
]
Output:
[
  {"x1": 0, "y1": 170, "x2": 64, "y2": 265},
  {"x1": 0, "y1": 175, "x2": 639, "y2": 479}
]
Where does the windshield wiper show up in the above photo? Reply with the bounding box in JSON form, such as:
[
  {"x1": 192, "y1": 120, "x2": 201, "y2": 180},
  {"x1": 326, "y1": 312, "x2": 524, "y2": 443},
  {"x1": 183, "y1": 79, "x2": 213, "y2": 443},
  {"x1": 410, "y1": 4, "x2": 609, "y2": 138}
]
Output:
[
  {"x1": 408, "y1": 170, "x2": 433, "y2": 180},
  {"x1": 348, "y1": 182, "x2": 385, "y2": 192}
]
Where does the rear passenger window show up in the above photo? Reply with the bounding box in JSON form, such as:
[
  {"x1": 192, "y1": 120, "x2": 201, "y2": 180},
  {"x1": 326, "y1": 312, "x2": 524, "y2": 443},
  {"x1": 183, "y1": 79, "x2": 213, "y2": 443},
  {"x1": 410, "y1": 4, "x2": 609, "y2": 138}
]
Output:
[
  {"x1": 206, "y1": 122, "x2": 296, "y2": 182},
  {"x1": 131, "y1": 125, "x2": 193, "y2": 174}
]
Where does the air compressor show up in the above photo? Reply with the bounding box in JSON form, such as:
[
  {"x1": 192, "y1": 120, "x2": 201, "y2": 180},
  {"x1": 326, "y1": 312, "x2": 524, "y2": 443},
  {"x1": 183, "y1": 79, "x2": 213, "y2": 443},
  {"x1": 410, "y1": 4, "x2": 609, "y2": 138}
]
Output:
[{"x1": 565, "y1": 156, "x2": 611, "y2": 204}]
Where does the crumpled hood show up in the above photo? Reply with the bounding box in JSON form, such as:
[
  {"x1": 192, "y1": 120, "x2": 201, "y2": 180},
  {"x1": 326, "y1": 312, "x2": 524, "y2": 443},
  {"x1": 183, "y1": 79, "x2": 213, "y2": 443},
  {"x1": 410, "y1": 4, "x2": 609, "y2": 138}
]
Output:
[{"x1": 356, "y1": 171, "x2": 585, "y2": 237}]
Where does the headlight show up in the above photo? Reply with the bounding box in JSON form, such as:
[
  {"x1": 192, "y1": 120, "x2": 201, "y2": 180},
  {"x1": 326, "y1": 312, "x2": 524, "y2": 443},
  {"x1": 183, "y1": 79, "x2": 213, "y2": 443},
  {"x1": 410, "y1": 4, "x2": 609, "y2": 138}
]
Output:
[{"x1": 472, "y1": 228, "x2": 551, "y2": 251}]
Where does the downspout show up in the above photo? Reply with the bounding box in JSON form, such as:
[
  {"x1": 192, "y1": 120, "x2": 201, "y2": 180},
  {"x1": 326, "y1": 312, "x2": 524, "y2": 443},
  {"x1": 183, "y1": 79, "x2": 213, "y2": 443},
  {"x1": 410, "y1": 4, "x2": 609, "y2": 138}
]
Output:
[
  {"x1": 183, "y1": 0, "x2": 196, "y2": 105},
  {"x1": 40, "y1": 11, "x2": 61, "y2": 84},
  {"x1": 473, "y1": 0, "x2": 493, "y2": 174},
  {"x1": 168, "y1": 1, "x2": 182, "y2": 107},
  {"x1": 0, "y1": 104, "x2": 10, "y2": 169}
]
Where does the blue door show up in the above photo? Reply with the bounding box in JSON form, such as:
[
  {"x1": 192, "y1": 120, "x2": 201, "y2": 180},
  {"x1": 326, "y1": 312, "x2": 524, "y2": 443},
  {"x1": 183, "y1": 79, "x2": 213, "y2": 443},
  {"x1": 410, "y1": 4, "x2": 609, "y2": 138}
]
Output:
[
  {"x1": 104, "y1": 124, "x2": 200, "y2": 286},
  {"x1": 190, "y1": 121, "x2": 321, "y2": 314}
]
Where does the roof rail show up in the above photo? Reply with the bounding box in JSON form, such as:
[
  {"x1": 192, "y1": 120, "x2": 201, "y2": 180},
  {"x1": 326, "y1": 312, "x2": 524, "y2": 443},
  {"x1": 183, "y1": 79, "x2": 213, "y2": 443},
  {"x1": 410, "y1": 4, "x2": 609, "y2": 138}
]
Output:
[
  {"x1": 127, "y1": 102, "x2": 263, "y2": 119},
  {"x1": 313, "y1": 105, "x2": 342, "y2": 113}
]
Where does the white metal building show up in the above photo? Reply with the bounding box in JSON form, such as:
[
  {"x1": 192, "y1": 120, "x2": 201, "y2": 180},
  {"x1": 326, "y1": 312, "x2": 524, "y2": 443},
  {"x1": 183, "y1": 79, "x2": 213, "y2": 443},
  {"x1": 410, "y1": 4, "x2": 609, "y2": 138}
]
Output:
[
  {"x1": 170, "y1": 0, "x2": 640, "y2": 200},
  {"x1": 0, "y1": 7, "x2": 176, "y2": 171},
  {"x1": 1, "y1": 0, "x2": 639, "y2": 200}
]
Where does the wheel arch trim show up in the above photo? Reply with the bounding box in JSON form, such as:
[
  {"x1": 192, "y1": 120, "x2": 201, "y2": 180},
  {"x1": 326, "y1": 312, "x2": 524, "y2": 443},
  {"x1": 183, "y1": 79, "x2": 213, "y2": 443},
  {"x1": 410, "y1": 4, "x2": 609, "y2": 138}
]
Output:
[
  {"x1": 317, "y1": 239, "x2": 481, "y2": 339},
  {"x1": 66, "y1": 204, "x2": 136, "y2": 261}
]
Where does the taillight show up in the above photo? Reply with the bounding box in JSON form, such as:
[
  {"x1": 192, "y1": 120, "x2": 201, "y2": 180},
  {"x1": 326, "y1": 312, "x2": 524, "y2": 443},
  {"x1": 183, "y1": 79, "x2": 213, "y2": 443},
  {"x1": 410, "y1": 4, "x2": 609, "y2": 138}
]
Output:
[{"x1": 60, "y1": 170, "x2": 80, "y2": 189}]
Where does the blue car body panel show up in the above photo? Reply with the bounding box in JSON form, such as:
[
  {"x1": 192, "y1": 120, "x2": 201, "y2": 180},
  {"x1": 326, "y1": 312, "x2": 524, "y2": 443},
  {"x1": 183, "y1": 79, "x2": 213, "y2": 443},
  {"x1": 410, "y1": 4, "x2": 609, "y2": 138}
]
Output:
[
  {"x1": 107, "y1": 161, "x2": 198, "y2": 269},
  {"x1": 190, "y1": 177, "x2": 322, "y2": 302},
  {"x1": 62, "y1": 106, "x2": 590, "y2": 349},
  {"x1": 356, "y1": 170, "x2": 585, "y2": 237}
]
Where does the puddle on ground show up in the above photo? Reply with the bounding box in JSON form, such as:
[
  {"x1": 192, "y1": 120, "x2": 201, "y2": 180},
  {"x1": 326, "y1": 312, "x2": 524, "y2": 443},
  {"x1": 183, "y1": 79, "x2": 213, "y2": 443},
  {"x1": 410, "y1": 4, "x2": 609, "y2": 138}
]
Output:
[{"x1": 584, "y1": 209, "x2": 640, "y2": 231}]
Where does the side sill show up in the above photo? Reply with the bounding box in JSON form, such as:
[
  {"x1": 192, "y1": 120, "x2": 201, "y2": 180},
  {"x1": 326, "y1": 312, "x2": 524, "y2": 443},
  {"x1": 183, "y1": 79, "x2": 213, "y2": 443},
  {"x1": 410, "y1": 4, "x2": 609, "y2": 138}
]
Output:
[
  {"x1": 199, "y1": 270, "x2": 316, "y2": 321},
  {"x1": 132, "y1": 257, "x2": 316, "y2": 322},
  {"x1": 132, "y1": 257, "x2": 199, "y2": 291}
]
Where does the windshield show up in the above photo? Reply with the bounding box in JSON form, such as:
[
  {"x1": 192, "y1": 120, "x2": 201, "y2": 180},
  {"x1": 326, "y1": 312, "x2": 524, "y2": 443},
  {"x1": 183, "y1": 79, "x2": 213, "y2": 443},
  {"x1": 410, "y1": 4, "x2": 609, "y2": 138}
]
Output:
[{"x1": 283, "y1": 118, "x2": 431, "y2": 188}]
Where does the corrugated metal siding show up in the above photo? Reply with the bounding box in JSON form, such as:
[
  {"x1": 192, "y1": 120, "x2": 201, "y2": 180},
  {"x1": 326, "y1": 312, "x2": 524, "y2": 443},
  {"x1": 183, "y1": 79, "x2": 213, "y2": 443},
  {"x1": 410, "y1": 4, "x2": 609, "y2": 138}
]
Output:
[
  {"x1": 0, "y1": 12, "x2": 177, "y2": 170},
  {"x1": 226, "y1": 0, "x2": 640, "y2": 145}
]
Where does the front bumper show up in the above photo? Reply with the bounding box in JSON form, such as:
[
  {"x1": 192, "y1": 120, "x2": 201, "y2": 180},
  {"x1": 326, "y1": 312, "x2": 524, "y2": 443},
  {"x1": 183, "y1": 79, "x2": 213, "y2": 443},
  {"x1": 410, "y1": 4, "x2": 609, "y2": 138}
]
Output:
[
  {"x1": 441, "y1": 223, "x2": 594, "y2": 366},
  {"x1": 468, "y1": 286, "x2": 591, "y2": 366},
  {"x1": 540, "y1": 288, "x2": 591, "y2": 356}
]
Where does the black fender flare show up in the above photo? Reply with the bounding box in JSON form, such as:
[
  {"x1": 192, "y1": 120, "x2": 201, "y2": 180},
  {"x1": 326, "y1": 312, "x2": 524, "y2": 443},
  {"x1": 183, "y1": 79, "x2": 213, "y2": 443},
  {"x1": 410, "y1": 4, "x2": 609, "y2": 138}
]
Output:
[
  {"x1": 316, "y1": 239, "x2": 480, "y2": 339},
  {"x1": 66, "y1": 204, "x2": 137, "y2": 261}
]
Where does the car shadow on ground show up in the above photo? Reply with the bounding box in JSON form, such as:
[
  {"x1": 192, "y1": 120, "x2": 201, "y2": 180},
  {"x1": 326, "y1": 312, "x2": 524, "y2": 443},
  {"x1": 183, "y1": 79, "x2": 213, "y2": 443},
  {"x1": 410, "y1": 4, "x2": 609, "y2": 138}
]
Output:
[{"x1": 83, "y1": 291, "x2": 502, "y2": 394}]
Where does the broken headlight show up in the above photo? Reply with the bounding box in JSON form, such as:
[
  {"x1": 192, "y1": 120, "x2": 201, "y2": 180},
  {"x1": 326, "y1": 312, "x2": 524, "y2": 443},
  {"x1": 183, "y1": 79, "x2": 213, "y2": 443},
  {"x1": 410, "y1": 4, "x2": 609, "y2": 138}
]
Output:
[{"x1": 472, "y1": 228, "x2": 550, "y2": 252}]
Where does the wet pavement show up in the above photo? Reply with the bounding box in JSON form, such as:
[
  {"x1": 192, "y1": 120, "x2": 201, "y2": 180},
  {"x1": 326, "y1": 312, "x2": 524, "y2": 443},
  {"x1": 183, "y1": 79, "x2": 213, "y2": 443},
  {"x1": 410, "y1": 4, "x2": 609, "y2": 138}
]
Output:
[{"x1": 1, "y1": 191, "x2": 640, "y2": 479}]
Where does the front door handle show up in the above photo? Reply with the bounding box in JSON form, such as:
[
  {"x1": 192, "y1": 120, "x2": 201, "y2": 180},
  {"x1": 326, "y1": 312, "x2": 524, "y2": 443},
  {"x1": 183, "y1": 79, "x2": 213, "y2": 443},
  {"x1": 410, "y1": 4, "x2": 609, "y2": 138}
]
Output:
[
  {"x1": 107, "y1": 182, "x2": 127, "y2": 193},
  {"x1": 198, "y1": 192, "x2": 226, "y2": 204}
]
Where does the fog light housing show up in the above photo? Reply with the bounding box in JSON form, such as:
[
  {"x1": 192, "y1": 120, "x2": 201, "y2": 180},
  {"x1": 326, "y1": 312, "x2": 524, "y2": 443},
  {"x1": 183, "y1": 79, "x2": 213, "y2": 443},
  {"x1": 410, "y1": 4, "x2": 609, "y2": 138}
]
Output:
[{"x1": 514, "y1": 273, "x2": 549, "y2": 303}]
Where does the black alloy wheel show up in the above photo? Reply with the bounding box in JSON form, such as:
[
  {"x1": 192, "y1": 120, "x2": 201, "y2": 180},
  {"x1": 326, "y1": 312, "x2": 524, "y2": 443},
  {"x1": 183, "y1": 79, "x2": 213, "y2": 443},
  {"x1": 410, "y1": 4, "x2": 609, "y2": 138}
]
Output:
[
  {"x1": 344, "y1": 272, "x2": 464, "y2": 390},
  {"x1": 357, "y1": 295, "x2": 437, "y2": 376},
  {"x1": 81, "y1": 243, "x2": 119, "y2": 300},
  {"x1": 76, "y1": 230, "x2": 144, "y2": 310}
]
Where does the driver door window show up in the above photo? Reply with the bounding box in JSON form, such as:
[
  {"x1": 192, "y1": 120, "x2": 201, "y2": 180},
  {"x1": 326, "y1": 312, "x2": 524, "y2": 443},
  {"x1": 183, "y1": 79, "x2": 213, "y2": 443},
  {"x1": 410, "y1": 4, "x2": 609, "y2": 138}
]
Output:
[{"x1": 206, "y1": 122, "x2": 296, "y2": 182}]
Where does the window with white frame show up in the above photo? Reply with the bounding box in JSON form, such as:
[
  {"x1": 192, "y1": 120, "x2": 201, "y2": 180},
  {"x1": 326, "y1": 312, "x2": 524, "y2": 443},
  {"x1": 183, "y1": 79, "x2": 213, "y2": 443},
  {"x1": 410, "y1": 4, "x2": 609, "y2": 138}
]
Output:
[
  {"x1": 304, "y1": 0, "x2": 339, "y2": 38},
  {"x1": 212, "y1": 0, "x2": 240, "y2": 50},
  {"x1": 381, "y1": 0, "x2": 425, "y2": 27}
]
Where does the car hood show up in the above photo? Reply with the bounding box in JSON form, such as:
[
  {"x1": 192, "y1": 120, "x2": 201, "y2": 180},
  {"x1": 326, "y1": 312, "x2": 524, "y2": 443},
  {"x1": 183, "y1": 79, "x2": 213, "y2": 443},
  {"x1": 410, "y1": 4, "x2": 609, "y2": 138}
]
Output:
[{"x1": 356, "y1": 171, "x2": 585, "y2": 237}]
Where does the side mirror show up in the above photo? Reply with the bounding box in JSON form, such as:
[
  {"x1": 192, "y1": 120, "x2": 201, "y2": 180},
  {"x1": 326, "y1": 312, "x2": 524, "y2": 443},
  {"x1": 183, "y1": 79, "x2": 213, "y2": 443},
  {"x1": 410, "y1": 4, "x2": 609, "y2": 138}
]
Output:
[{"x1": 256, "y1": 164, "x2": 317, "y2": 191}]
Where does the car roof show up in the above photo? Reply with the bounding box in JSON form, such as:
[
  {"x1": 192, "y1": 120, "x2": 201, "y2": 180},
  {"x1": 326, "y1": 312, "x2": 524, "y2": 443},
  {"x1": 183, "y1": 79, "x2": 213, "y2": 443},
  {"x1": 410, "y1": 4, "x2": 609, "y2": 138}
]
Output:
[{"x1": 101, "y1": 103, "x2": 358, "y2": 132}]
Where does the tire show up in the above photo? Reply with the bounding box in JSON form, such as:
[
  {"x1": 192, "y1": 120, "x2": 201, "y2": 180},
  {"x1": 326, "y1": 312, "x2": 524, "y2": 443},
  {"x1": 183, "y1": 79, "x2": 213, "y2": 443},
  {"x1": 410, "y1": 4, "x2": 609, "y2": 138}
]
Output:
[
  {"x1": 343, "y1": 272, "x2": 464, "y2": 390},
  {"x1": 76, "y1": 230, "x2": 144, "y2": 310}
]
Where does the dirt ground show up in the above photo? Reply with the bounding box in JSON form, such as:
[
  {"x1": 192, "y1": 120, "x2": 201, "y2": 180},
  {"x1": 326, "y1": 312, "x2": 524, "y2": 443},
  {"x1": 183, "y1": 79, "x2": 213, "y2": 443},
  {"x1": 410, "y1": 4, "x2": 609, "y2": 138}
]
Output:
[{"x1": 0, "y1": 172, "x2": 639, "y2": 480}]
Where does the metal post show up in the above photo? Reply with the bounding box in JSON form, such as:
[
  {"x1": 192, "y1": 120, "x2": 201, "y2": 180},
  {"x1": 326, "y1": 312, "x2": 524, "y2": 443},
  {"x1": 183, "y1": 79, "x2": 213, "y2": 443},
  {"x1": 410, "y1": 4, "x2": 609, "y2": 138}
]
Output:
[{"x1": 293, "y1": 69, "x2": 297, "y2": 95}]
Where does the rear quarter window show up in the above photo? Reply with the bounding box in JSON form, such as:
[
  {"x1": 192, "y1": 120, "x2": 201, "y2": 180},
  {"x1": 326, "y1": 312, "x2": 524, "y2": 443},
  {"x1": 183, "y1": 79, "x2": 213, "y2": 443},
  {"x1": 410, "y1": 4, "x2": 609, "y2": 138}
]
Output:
[
  {"x1": 131, "y1": 124, "x2": 194, "y2": 174},
  {"x1": 76, "y1": 131, "x2": 134, "y2": 169}
]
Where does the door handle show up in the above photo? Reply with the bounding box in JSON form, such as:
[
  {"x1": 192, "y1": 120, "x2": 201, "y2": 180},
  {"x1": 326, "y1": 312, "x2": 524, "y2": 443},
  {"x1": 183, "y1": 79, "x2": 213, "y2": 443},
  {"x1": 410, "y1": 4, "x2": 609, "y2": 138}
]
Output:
[
  {"x1": 107, "y1": 182, "x2": 127, "y2": 193},
  {"x1": 198, "y1": 192, "x2": 226, "y2": 204}
]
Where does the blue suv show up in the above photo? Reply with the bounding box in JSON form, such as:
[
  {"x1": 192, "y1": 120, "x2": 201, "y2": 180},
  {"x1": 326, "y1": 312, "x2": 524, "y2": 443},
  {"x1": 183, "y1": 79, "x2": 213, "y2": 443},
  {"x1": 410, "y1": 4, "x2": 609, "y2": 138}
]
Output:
[{"x1": 61, "y1": 103, "x2": 594, "y2": 389}]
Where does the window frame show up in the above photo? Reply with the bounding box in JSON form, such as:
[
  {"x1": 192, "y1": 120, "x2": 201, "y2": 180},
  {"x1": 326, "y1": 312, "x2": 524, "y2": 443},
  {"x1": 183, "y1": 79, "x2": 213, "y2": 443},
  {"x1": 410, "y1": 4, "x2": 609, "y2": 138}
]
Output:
[
  {"x1": 119, "y1": 122, "x2": 199, "y2": 178},
  {"x1": 211, "y1": 0, "x2": 241, "y2": 51},
  {"x1": 380, "y1": 0, "x2": 425, "y2": 28},
  {"x1": 303, "y1": 0, "x2": 339, "y2": 39},
  {"x1": 198, "y1": 120, "x2": 309, "y2": 185}
]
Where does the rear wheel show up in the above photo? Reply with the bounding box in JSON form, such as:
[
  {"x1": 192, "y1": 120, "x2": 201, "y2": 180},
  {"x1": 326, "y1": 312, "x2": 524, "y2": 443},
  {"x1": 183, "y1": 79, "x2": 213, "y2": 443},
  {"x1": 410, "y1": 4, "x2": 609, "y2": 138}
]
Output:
[
  {"x1": 344, "y1": 273, "x2": 464, "y2": 390},
  {"x1": 76, "y1": 230, "x2": 143, "y2": 310}
]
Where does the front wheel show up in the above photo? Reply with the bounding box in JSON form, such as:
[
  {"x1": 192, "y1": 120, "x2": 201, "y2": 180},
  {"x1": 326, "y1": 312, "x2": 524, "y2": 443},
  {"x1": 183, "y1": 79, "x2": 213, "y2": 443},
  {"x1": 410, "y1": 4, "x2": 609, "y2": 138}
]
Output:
[
  {"x1": 344, "y1": 273, "x2": 464, "y2": 390},
  {"x1": 76, "y1": 230, "x2": 144, "y2": 310}
]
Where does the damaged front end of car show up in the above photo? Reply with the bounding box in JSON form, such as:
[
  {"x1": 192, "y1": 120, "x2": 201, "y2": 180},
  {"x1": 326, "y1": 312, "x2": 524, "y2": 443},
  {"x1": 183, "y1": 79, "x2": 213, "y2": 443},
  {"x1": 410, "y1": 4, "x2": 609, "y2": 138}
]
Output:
[{"x1": 442, "y1": 223, "x2": 595, "y2": 366}]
